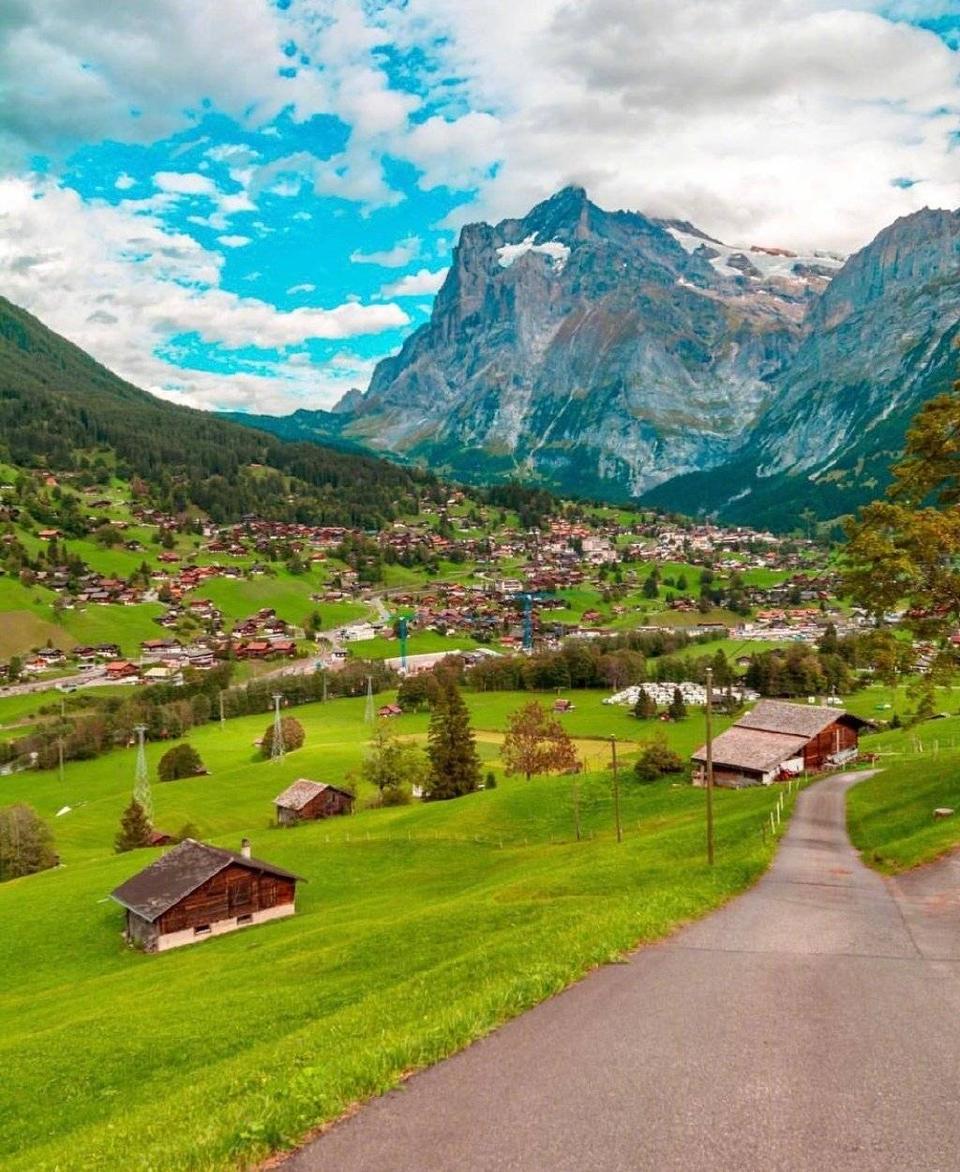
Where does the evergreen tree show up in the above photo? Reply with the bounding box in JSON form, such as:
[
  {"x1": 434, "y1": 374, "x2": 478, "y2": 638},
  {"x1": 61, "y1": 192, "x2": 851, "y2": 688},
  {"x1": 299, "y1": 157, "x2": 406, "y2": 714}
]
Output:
[
  {"x1": 633, "y1": 689, "x2": 657, "y2": 720},
  {"x1": 115, "y1": 800, "x2": 152, "y2": 853},
  {"x1": 667, "y1": 687, "x2": 687, "y2": 721},
  {"x1": 425, "y1": 681, "x2": 481, "y2": 800}
]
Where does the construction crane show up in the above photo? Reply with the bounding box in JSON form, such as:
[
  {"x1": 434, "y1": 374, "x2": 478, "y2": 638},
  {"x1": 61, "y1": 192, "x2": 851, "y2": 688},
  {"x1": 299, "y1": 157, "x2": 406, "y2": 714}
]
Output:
[{"x1": 397, "y1": 615, "x2": 409, "y2": 672}]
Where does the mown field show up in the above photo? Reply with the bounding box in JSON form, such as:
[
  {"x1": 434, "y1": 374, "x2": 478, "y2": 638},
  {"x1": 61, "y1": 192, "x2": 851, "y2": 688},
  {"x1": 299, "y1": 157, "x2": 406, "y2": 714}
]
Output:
[{"x1": 0, "y1": 688, "x2": 786, "y2": 1171}]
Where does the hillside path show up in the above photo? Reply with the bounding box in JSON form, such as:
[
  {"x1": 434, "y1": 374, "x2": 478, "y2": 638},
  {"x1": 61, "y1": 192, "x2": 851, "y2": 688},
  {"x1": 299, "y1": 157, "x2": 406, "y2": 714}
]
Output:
[{"x1": 283, "y1": 772, "x2": 960, "y2": 1172}]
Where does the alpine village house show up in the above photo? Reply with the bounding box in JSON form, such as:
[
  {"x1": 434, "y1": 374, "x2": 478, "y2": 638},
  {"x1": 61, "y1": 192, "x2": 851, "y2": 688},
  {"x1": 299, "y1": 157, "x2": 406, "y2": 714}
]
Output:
[
  {"x1": 273, "y1": 779, "x2": 354, "y2": 826},
  {"x1": 110, "y1": 838, "x2": 303, "y2": 952},
  {"x1": 691, "y1": 699, "x2": 869, "y2": 787}
]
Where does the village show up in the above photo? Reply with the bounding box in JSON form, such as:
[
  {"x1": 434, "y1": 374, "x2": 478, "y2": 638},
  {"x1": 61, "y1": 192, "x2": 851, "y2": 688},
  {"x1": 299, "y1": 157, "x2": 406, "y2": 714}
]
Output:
[{"x1": 1, "y1": 471, "x2": 883, "y2": 695}]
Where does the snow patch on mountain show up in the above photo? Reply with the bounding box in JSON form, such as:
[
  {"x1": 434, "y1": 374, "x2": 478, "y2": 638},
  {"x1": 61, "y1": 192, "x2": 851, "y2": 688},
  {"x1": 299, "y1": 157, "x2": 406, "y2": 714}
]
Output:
[
  {"x1": 666, "y1": 226, "x2": 845, "y2": 282},
  {"x1": 497, "y1": 234, "x2": 570, "y2": 272}
]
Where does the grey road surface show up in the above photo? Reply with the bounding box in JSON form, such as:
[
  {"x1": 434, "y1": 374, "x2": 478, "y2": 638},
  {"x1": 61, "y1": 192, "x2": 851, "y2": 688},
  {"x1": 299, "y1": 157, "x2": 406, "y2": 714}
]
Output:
[{"x1": 284, "y1": 773, "x2": 960, "y2": 1172}]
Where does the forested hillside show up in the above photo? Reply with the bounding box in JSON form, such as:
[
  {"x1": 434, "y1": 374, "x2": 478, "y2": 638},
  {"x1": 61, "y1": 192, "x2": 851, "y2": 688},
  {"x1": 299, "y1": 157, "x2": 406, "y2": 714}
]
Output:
[{"x1": 0, "y1": 297, "x2": 436, "y2": 526}]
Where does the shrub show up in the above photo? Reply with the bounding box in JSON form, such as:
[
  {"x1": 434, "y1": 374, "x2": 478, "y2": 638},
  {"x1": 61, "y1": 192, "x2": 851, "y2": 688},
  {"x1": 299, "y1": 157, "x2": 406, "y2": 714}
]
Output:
[
  {"x1": 484, "y1": 770, "x2": 497, "y2": 790},
  {"x1": 261, "y1": 716, "x2": 305, "y2": 758},
  {"x1": 633, "y1": 734, "x2": 685, "y2": 782},
  {"x1": 157, "y1": 743, "x2": 205, "y2": 782}
]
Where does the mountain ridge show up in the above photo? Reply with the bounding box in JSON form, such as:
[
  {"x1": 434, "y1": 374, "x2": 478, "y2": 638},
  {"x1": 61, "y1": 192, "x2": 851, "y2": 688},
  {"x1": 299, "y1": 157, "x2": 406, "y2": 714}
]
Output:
[{"x1": 234, "y1": 189, "x2": 957, "y2": 527}]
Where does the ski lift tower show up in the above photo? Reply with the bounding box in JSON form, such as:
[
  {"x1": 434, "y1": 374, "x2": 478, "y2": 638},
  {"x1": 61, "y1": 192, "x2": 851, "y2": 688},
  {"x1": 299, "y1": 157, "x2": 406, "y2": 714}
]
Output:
[
  {"x1": 271, "y1": 693, "x2": 285, "y2": 762},
  {"x1": 133, "y1": 724, "x2": 152, "y2": 821}
]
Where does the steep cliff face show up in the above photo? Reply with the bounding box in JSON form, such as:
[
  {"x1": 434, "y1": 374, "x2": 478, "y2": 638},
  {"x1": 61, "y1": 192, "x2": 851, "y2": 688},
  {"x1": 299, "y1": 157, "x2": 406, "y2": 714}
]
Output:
[
  {"x1": 345, "y1": 187, "x2": 837, "y2": 497},
  {"x1": 644, "y1": 207, "x2": 960, "y2": 526},
  {"x1": 230, "y1": 189, "x2": 960, "y2": 525}
]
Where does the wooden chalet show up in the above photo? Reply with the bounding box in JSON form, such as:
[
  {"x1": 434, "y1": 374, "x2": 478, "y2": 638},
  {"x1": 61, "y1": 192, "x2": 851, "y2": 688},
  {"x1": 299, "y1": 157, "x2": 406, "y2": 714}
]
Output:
[
  {"x1": 692, "y1": 699, "x2": 869, "y2": 787},
  {"x1": 110, "y1": 838, "x2": 302, "y2": 952},
  {"x1": 274, "y1": 779, "x2": 354, "y2": 827}
]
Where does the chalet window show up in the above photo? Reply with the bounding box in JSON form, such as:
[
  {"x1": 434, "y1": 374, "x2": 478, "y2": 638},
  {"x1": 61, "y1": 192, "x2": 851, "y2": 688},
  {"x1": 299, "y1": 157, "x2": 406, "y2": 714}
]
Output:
[
  {"x1": 194, "y1": 924, "x2": 211, "y2": 936},
  {"x1": 236, "y1": 914, "x2": 253, "y2": 926}
]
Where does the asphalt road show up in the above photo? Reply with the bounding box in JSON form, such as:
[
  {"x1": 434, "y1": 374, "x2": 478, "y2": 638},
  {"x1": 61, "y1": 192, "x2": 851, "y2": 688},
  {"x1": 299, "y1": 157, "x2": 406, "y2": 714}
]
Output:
[{"x1": 284, "y1": 772, "x2": 960, "y2": 1172}]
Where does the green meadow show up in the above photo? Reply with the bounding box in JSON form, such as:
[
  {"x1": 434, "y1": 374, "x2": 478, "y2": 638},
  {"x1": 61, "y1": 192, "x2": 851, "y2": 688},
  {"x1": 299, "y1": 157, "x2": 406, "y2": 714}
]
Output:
[
  {"x1": 849, "y1": 704, "x2": 960, "y2": 872},
  {"x1": 0, "y1": 688, "x2": 784, "y2": 1170}
]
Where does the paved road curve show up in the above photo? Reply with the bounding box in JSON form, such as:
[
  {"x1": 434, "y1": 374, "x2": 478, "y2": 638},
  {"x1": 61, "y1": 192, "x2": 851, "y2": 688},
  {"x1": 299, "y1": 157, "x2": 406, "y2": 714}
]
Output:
[{"x1": 285, "y1": 773, "x2": 960, "y2": 1172}]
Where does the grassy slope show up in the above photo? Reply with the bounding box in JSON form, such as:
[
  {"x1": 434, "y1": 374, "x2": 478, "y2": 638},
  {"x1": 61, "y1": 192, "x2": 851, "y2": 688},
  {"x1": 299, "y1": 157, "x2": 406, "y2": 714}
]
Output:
[
  {"x1": 849, "y1": 709, "x2": 960, "y2": 872},
  {"x1": 0, "y1": 690, "x2": 784, "y2": 1171}
]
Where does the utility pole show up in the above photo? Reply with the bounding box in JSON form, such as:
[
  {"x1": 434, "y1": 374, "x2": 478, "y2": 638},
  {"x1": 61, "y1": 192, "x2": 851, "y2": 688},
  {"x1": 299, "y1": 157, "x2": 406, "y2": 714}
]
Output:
[
  {"x1": 58, "y1": 737, "x2": 64, "y2": 785},
  {"x1": 218, "y1": 690, "x2": 225, "y2": 729},
  {"x1": 610, "y1": 735, "x2": 622, "y2": 844},
  {"x1": 364, "y1": 674, "x2": 375, "y2": 724},
  {"x1": 271, "y1": 693, "x2": 285, "y2": 762},
  {"x1": 572, "y1": 777, "x2": 582, "y2": 842},
  {"x1": 705, "y1": 667, "x2": 715, "y2": 866}
]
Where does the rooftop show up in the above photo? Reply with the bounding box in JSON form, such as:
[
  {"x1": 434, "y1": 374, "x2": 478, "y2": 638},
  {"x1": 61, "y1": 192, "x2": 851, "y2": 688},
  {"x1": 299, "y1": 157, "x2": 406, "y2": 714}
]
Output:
[{"x1": 110, "y1": 839, "x2": 302, "y2": 923}]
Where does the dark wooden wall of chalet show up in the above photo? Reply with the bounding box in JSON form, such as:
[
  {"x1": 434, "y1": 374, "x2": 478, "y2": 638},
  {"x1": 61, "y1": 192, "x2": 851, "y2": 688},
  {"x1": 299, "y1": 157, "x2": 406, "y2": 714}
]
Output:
[
  {"x1": 301, "y1": 789, "x2": 353, "y2": 819},
  {"x1": 803, "y1": 721, "x2": 858, "y2": 770},
  {"x1": 158, "y1": 864, "x2": 295, "y2": 934}
]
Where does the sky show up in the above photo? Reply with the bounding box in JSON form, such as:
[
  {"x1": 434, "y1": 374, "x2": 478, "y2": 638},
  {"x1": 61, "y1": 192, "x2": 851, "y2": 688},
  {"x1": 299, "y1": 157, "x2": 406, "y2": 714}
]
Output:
[{"x1": 0, "y1": 0, "x2": 958, "y2": 417}]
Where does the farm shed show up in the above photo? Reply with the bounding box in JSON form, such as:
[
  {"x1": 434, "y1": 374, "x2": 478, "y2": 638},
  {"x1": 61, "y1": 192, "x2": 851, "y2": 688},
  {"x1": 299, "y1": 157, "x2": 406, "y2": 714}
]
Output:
[
  {"x1": 274, "y1": 779, "x2": 354, "y2": 827},
  {"x1": 110, "y1": 838, "x2": 302, "y2": 952},
  {"x1": 692, "y1": 699, "x2": 869, "y2": 787}
]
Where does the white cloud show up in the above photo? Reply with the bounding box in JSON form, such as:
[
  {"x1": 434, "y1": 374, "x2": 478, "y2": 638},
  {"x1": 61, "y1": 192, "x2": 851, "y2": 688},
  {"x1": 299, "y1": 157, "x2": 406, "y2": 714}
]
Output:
[
  {"x1": 115, "y1": 172, "x2": 136, "y2": 190},
  {"x1": 350, "y1": 236, "x2": 421, "y2": 267},
  {"x1": 154, "y1": 170, "x2": 218, "y2": 197},
  {"x1": 286, "y1": 283, "x2": 316, "y2": 295},
  {"x1": 0, "y1": 1, "x2": 331, "y2": 158},
  {"x1": 0, "y1": 176, "x2": 408, "y2": 411},
  {"x1": 217, "y1": 234, "x2": 251, "y2": 248},
  {"x1": 380, "y1": 267, "x2": 449, "y2": 297},
  {"x1": 398, "y1": 0, "x2": 960, "y2": 251}
]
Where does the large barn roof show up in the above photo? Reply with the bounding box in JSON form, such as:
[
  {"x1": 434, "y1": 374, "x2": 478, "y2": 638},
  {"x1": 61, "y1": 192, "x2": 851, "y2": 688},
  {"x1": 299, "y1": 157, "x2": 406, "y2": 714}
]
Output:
[
  {"x1": 692, "y1": 727, "x2": 807, "y2": 773},
  {"x1": 737, "y1": 699, "x2": 866, "y2": 738},
  {"x1": 110, "y1": 839, "x2": 302, "y2": 923}
]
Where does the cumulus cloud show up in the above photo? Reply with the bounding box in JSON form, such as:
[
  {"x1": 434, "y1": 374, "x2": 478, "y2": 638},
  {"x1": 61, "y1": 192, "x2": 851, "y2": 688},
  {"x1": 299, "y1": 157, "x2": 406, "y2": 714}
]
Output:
[
  {"x1": 0, "y1": 176, "x2": 408, "y2": 409},
  {"x1": 216, "y1": 234, "x2": 252, "y2": 248},
  {"x1": 404, "y1": 0, "x2": 960, "y2": 250},
  {"x1": 350, "y1": 235, "x2": 421, "y2": 267},
  {"x1": 286, "y1": 282, "x2": 317, "y2": 295},
  {"x1": 380, "y1": 268, "x2": 449, "y2": 297},
  {"x1": 154, "y1": 170, "x2": 217, "y2": 196}
]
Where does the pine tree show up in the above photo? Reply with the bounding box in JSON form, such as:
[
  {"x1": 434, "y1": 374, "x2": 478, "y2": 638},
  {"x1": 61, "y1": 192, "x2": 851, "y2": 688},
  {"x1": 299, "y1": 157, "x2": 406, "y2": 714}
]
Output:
[
  {"x1": 425, "y1": 681, "x2": 481, "y2": 800},
  {"x1": 667, "y1": 687, "x2": 687, "y2": 721},
  {"x1": 633, "y1": 689, "x2": 657, "y2": 720},
  {"x1": 115, "y1": 800, "x2": 152, "y2": 853}
]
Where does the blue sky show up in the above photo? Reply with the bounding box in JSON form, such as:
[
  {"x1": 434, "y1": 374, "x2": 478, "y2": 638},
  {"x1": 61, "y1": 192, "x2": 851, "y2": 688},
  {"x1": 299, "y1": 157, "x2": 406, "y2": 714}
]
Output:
[{"x1": 0, "y1": 1, "x2": 957, "y2": 415}]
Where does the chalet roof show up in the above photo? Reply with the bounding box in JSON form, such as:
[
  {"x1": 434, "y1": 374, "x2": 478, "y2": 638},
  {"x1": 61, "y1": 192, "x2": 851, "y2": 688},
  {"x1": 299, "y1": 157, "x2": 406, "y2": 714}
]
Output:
[
  {"x1": 692, "y1": 727, "x2": 808, "y2": 773},
  {"x1": 737, "y1": 699, "x2": 867, "y2": 738},
  {"x1": 274, "y1": 779, "x2": 353, "y2": 810},
  {"x1": 110, "y1": 839, "x2": 302, "y2": 923}
]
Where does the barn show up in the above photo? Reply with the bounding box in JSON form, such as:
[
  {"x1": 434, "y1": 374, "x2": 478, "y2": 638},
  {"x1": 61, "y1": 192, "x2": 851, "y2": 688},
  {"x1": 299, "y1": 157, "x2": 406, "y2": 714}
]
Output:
[
  {"x1": 110, "y1": 838, "x2": 303, "y2": 952},
  {"x1": 274, "y1": 779, "x2": 354, "y2": 827},
  {"x1": 692, "y1": 699, "x2": 869, "y2": 787}
]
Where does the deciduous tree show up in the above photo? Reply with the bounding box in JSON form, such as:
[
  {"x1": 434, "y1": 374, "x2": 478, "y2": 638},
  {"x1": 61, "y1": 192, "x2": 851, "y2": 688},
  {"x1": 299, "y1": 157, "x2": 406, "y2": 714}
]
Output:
[
  {"x1": 500, "y1": 701, "x2": 580, "y2": 783},
  {"x1": 0, "y1": 803, "x2": 56, "y2": 880}
]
